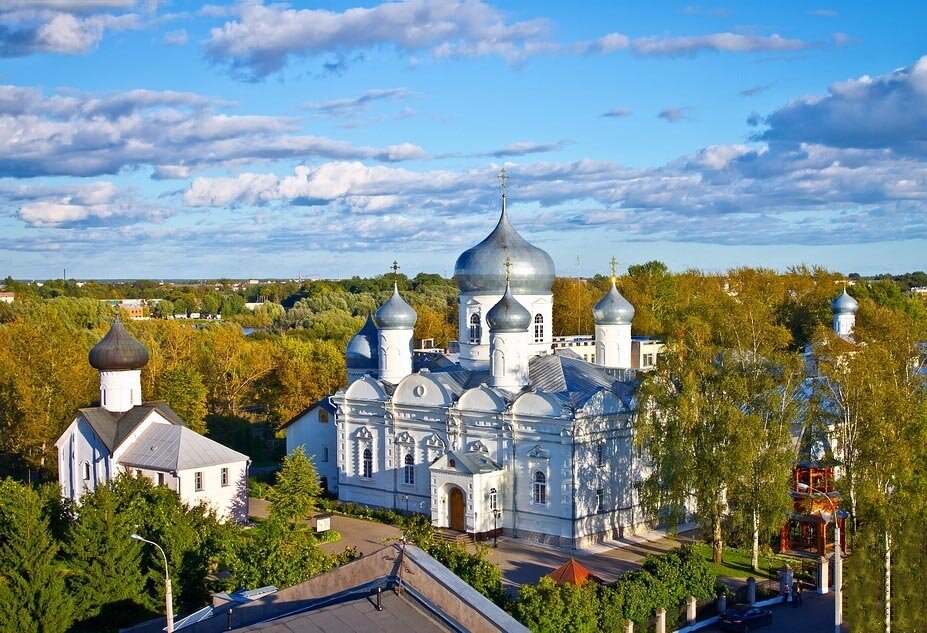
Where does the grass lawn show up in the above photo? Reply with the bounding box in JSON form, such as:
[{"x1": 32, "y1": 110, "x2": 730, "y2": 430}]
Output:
[{"x1": 690, "y1": 542, "x2": 800, "y2": 580}]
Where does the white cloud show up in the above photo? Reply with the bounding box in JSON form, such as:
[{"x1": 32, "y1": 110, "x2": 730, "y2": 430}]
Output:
[
  {"x1": 3, "y1": 180, "x2": 170, "y2": 227},
  {"x1": 658, "y1": 107, "x2": 692, "y2": 122},
  {"x1": 0, "y1": 2, "x2": 142, "y2": 56},
  {"x1": 0, "y1": 85, "x2": 427, "y2": 178},
  {"x1": 303, "y1": 87, "x2": 414, "y2": 117},
  {"x1": 163, "y1": 28, "x2": 187, "y2": 45},
  {"x1": 631, "y1": 32, "x2": 809, "y2": 57},
  {"x1": 602, "y1": 107, "x2": 632, "y2": 118}
]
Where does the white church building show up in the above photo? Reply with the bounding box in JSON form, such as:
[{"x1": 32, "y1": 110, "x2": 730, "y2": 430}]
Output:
[
  {"x1": 56, "y1": 318, "x2": 250, "y2": 522},
  {"x1": 287, "y1": 182, "x2": 648, "y2": 549}
]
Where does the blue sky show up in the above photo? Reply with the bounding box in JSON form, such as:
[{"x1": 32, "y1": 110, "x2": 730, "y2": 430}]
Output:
[{"x1": 2, "y1": 1, "x2": 926, "y2": 279}]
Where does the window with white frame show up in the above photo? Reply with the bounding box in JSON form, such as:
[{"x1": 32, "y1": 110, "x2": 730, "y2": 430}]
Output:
[
  {"x1": 404, "y1": 453, "x2": 415, "y2": 485},
  {"x1": 533, "y1": 471, "x2": 547, "y2": 505},
  {"x1": 221, "y1": 467, "x2": 229, "y2": 487},
  {"x1": 362, "y1": 448, "x2": 373, "y2": 478},
  {"x1": 534, "y1": 314, "x2": 544, "y2": 342},
  {"x1": 469, "y1": 313, "x2": 482, "y2": 343},
  {"x1": 194, "y1": 471, "x2": 203, "y2": 491}
]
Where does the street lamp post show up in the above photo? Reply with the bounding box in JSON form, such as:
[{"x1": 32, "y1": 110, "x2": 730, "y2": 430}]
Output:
[
  {"x1": 132, "y1": 534, "x2": 174, "y2": 633},
  {"x1": 492, "y1": 508, "x2": 501, "y2": 547},
  {"x1": 796, "y1": 483, "x2": 842, "y2": 633}
]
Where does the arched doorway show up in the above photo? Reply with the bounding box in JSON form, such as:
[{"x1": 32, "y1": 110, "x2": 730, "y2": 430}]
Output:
[{"x1": 449, "y1": 486, "x2": 466, "y2": 532}]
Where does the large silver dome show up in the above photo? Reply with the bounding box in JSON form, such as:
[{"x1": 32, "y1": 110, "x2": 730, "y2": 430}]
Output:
[
  {"x1": 487, "y1": 283, "x2": 531, "y2": 333},
  {"x1": 89, "y1": 317, "x2": 149, "y2": 371},
  {"x1": 832, "y1": 289, "x2": 858, "y2": 314},
  {"x1": 593, "y1": 279, "x2": 635, "y2": 325},
  {"x1": 374, "y1": 284, "x2": 417, "y2": 330},
  {"x1": 454, "y1": 202, "x2": 555, "y2": 295},
  {"x1": 346, "y1": 314, "x2": 379, "y2": 370}
]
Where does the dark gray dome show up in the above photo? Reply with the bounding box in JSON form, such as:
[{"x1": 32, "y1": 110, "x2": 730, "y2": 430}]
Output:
[
  {"x1": 89, "y1": 318, "x2": 149, "y2": 371},
  {"x1": 374, "y1": 284, "x2": 417, "y2": 330},
  {"x1": 346, "y1": 315, "x2": 379, "y2": 370},
  {"x1": 454, "y1": 202, "x2": 555, "y2": 295},
  {"x1": 832, "y1": 289, "x2": 858, "y2": 314},
  {"x1": 593, "y1": 279, "x2": 635, "y2": 325},
  {"x1": 487, "y1": 283, "x2": 531, "y2": 333}
]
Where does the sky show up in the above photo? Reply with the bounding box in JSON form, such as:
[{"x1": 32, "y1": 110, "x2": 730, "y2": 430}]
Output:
[{"x1": 1, "y1": 1, "x2": 926, "y2": 280}]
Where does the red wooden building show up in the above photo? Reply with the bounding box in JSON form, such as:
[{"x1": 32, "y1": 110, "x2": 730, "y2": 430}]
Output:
[{"x1": 779, "y1": 463, "x2": 846, "y2": 556}]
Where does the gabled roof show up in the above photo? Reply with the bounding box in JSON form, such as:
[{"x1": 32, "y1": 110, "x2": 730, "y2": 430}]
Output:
[
  {"x1": 77, "y1": 401, "x2": 187, "y2": 453},
  {"x1": 547, "y1": 558, "x2": 601, "y2": 586},
  {"x1": 280, "y1": 397, "x2": 336, "y2": 431},
  {"x1": 119, "y1": 423, "x2": 248, "y2": 471},
  {"x1": 431, "y1": 450, "x2": 503, "y2": 475}
]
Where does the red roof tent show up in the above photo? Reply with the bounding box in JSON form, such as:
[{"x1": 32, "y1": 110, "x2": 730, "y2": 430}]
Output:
[{"x1": 547, "y1": 558, "x2": 602, "y2": 586}]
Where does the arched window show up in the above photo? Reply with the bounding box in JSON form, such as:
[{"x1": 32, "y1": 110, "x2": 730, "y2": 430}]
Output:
[
  {"x1": 362, "y1": 448, "x2": 373, "y2": 478},
  {"x1": 82, "y1": 461, "x2": 91, "y2": 481},
  {"x1": 404, "y1": 453, "x2": 415, "y2": 485},
  {"x1": 534, "y1": 314, "x2": 544, "y2": 342},
  {"x1": 469, "y1": 313, "x2": 482, "y2": 343},
  {"x1": 533, "y1": 471, "x2": 547, "y2": 505}
]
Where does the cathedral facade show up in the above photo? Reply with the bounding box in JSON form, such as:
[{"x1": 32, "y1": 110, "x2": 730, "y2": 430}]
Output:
[{"x1": 291, "y1": 185, "x2": 647, "y2": 549}]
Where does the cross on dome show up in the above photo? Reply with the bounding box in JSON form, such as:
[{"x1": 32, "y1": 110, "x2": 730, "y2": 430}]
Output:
[
  {"x1": 498, "y1": 168, "x2": 508, "y2": 196},
  {"x1": 503, "y1": 256, "x2": 513, "y2": 284},
  {"x1": 390, "y1": 260, "x2": 400, "y2": 276},
  {"x1": 609, "y1": 256, "x2": 618, "y2": 280}
]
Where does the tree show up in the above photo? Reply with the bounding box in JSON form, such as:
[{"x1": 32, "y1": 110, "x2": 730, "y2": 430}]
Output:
[
  {"x1": 0, "y1": 479, "x2": 75, "y2": 633},
  {"x1": 154, "y1": 366, "x2": 208, "y2": 433},
  {"x1": 264, "y1": 336, "x2": 344, "y2": 425},
  {"x1": 65, "y1": 483, "x2": 150, "y2": 627},
  {"x1": 267, "y1": 447, "x2": 321, "y2": 526}
]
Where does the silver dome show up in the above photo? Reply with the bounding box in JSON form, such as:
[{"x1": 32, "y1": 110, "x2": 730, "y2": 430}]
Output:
[
  {"x1": 89, "y1": 317, "x2": 149, "y2": 371},
  {"x1": 374, "y1": 283, "x2": 417, "y2": 330},
  {"x1": 454, "y1": 201, "x2": 555, "y2": 295},
  {"x1": 346, "y1": 314, "x2": 379, "y2": 369},
  {"x1": 487, "y1": 283, "x2": 531, "y2": 333},
  {"x1": 832, "y1": 289, "x2": 858, "y2": 314},
  {"x1": 593, "y1": 279, "x2": 635, "y2": 325}
]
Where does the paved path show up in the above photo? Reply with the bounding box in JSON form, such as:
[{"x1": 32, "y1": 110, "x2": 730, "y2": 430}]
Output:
[
  {"x1": 702, "y1": 592, "x2": 847, "y2": 633},
  {"x1": 248, "y1": 498, "x2": 403, "y2": 557}
]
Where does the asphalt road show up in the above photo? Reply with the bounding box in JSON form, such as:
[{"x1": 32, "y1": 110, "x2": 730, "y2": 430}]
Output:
[{"x1": 703, "y1": 592, "x2": 848, "y2": 633}]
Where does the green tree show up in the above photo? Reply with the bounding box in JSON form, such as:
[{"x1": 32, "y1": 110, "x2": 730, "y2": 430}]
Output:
[
  {"x1": 515, "y1": 576, "x2": 599, "y2": 633},
  {"x1": 268, "y1": 447, "x2": 321, "y2": 526},
  {"x1": 0, "y1": 479, "x2": 75, "y2": 633},
  {"x1": 65, "y1": 483, "x2": 150, "y2": 627},
  {"x1": 154, "y1": 366, "x2": 208, "y2": 433}
]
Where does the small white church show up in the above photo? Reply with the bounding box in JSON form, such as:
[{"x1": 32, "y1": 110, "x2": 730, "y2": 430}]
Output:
[
  {"x1": 56, "y1": 318, "x2": 250, "y2": 522},
  {"x1": 286, "y1": 178, "x2": 647, "y2": 549}
]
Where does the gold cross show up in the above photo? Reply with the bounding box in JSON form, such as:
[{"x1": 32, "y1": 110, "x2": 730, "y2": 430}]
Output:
[
  {"x1": 503, "y1": 256, "x2": 513, "y2": 284},
  {"x1": 609, "y1": 256, "x2": 618, "y2": 278},
  {"x1": 498, "y1": 168, "x2": 508, "y2": 195},
  {"x1": 391, "y1": 260, "x2": 400, "y2": 275}
]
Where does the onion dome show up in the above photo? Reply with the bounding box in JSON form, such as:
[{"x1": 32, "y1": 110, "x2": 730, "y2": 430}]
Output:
[
  {"x1": 454, "y1": 203, "x2": 556, "y2": 295},
  {"x1": 374, "y1": 283, "x2": 417, "y2": 330},
  {"x1": 487, "y1": 282, "x2": 531, "y2": 333},
  {"x1": 593, "y1": 279, "x2": 635, "y2": 325},
  {"x1": 88, "y1": 317, "x2": 149, "y2": 371},
  {"x1": 346, "y1": 314, "x2": 379, "y2": 370},
  {"x1": 832, "y1": 289, "x2": 859, "y2": 314}
]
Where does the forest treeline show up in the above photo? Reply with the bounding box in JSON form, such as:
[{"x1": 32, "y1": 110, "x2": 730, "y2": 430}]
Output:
[{"x1": 2, "y1": 263, "x2": 925, "y2": 481}]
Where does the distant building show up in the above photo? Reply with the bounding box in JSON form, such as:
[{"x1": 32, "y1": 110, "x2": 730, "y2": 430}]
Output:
[
  {"x1": 55, "y1": 319, "x2": 249, "y2": 522},
  {"x1": 0, "y1": 291, "x2": 13, "y2": 303},
  {"x1": 100, "y1": 299, "x2": 149, "y2": 320}
]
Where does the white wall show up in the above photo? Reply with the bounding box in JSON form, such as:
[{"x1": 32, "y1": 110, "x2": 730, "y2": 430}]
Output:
[
  {"x1": 176, "y1": 461, "x2": 249, "y2": 523},
  {"x1": 458, "y1": 292, "x2": 552, "y2": 367},
  {"x1": 56, "y1": 417, "x2": 113, "y2": 501},
  {"x1": 285, "y1": 406, "x2": 338, "y2": 493}
]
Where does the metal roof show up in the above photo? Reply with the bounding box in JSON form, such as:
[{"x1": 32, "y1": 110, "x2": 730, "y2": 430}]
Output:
[
  {"x1": 88, "y1": 317, "x2": 149, "y2": 371},
  {"x1": 119, "y1": 423, "x2": 248, "y2": 471},
  {"x1": 374, "y1": 283, "x2": 417, "y2": 330},
  {"x1": 593, "y1": 279, "x2": 635, "y2": 325},
  {"x1": 78, "y1": 401, "x2": 187, "y2": 452},
  {"x1": 432, "y1": 450, "x2": 503, "y2": 474}
]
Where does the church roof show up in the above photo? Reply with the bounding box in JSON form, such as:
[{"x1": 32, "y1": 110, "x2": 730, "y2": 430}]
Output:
[
  {"x1": 486, "y1": 282, "x2": 531, "y2": 333},
  {"x1": 432, "y1": 450, "x2": 503, "y2": 474},
  {"x1": 78, "y1": 401, "x2": 187, "y2": 452},
  {"x1": 119, "y1": 423, "x2": 248, "y2": 471},
  {"x1": 374, "y1": 283, "x2": 417, "y2": 330},
  {"x1": 593, "y1": 279, "x2": 635, "y2": 325},
  {"x1": 547, "y1": 558, "x2": 602, "y2": 586},
  {"x1": 832, "y1": 289, "x2": 859, "y2": 314},
  {"x1": 454, "y1": 202, "x2": 556, "y2": 295},
  {"x1": 88, "y1": 317, "x2": 149, "y2": 371},
  {"x1": 345, "y1": 315, "x2": 379, "y2": 370}
]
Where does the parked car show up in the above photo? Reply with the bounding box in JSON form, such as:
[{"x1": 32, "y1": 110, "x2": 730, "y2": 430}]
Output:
[{"x1": 718, "y1": 604, "x2": 773, "y2": 632}]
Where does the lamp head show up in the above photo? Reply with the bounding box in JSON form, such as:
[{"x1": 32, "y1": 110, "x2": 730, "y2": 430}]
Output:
[
  {"x1": 796, "y1": 483, "x2": 811, "y2": 492},
  {"x1": 131, "y1": 533, "x2": 142, "y2": 540}
]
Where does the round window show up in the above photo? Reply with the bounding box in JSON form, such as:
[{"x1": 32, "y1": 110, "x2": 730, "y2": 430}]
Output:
[{"x1": 413, "y1": 384, "x2": 426, "y2": 397}]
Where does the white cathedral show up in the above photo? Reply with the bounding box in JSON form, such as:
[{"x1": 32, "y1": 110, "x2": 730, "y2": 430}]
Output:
[{"x1": 286, "y1": 181, "x2": 649, "y2": 549}]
